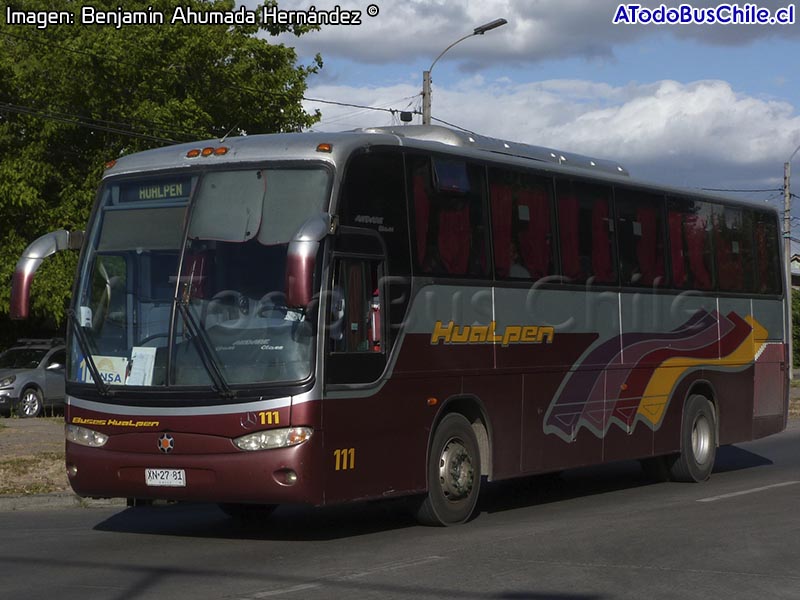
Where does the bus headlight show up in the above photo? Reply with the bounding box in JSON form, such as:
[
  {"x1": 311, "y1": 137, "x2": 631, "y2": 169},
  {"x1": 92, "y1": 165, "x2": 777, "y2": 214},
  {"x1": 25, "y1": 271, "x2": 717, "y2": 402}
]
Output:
[
  {"x1": 234, "y1": 427, "x2": 313, "y2": 451},
  {"x1": 66, "y1": 424, "x2": 109, "y2": 447}
]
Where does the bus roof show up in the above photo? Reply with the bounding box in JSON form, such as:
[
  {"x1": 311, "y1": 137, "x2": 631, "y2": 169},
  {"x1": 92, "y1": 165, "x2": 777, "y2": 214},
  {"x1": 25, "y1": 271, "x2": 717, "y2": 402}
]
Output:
[
  {"x1": 103, "y1": 125, "x2": 775, "y2": 214},
  {"x1": 104, "y1": 125, "x2": 629, "y2": 179},
  {"x1": 357, "y1": 125, "x2": 630, "y2": 177}
]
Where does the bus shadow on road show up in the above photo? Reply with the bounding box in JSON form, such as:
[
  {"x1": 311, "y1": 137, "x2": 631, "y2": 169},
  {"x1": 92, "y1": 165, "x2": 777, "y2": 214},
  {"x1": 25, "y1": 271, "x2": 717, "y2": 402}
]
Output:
[
  {"x1": 93, "y1": 498, "x2": 422, "y2": 541},
  {"x1": 478, "y1": 445, "x2": 773, "y2": 515},
  {"x1": 709, "y1": 444, "x2": 773, "y2": 473}
]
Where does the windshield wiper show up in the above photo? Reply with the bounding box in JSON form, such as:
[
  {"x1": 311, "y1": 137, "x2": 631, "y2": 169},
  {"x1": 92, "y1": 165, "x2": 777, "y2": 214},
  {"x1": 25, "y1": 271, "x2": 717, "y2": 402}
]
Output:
[
  {"x1": 175, "y1": 300, "x2": 235, "y2": 399},
  {"x1": 67, "y1": 309, "x2": 113, "y2": 397}
]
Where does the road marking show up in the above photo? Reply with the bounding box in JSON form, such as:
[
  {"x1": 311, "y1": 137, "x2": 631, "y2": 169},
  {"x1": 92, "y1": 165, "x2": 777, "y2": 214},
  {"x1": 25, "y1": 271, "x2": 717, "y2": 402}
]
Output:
[
  {"x1": 697, "y1": 480, "x2": 800, "y2": 503},
  {"x1": 248, "y1": 583, "x2": 322, "y2": 598},
  {"x1": 240, "y1": 556, "x2": 446, "y2": 599}
]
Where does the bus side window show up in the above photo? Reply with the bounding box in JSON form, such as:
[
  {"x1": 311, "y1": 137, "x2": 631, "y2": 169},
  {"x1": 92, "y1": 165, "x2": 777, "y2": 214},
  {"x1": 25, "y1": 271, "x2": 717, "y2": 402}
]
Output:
[
  {"x1": 754, "y1": 214, "x2": 781, "y2": 294},
  {"x1": 489, "y1": 168, "x2": 555, "y2": 281},
  {"x1": 667, "y1": 197, "x2": 714, "y2": 291},
  {"x1": 614, "y1": 189, "x2": 667, "y2": 288},
  {"x1": 410, "y1": 155, "x2": 489, "y2": 278},
  {"x1": 555, "y1": 179, "x2": 616, "y2": 285},
  {"x1": 713, "y1": 206, "x2": 755, "y2": 293}
]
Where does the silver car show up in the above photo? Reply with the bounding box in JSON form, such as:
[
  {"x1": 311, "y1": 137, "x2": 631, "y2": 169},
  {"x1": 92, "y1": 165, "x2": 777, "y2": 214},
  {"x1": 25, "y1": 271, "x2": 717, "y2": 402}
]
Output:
[{"x1": 0, "y1": 340, "x2": 66, "y2": 418}]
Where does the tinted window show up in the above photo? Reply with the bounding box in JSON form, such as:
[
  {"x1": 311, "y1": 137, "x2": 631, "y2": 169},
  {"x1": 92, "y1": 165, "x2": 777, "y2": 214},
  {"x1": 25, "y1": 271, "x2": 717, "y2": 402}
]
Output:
[
  {"x1": 615, "y1": 189, "x2": 667, "y2": 287},
  {"x1": 555, "y1": 179, "x2": 616, "y2": 285},
  {"x1": 339, "y1": 151, "x2": 410, "y2": 275},
  {"x1": 711, "y1": 206, "x2": 755, "y2": 293},
  {"x1": 409, "y1": 155, "x2": 489, "y2": 277},
  {"x1": 489, "y1": 168, "x2": 555, "y2": 281},
  {"x1": 667, "y1": 197, "x2": 715, "y2": 291},
  {"x1": 754, "y1": 212, "x2": 782, "y2": 295},
  {"x1": 0, "y1": 348, "x2": 47, "y2": 369}
]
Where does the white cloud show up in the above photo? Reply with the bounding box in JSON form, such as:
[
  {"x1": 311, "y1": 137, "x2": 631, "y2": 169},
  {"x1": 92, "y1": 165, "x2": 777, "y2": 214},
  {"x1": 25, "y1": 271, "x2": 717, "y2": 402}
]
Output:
[
  {"x1": 304, "y1": 78, "x2": 800, "y2": 192},
  {"x1": 266, "y1": 0, "x2": 800, "y2": 65}
]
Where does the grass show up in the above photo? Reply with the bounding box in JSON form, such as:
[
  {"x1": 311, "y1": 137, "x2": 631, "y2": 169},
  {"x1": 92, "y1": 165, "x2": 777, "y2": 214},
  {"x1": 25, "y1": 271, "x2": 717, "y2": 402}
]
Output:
[{"x1": 0, "y1": 452, "x2": 68, "y2": 495}]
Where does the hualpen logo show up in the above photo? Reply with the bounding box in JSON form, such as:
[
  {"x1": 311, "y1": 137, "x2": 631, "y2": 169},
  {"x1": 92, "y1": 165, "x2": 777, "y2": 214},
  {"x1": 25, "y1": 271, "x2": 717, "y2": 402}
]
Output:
[{"x1": 430, "y1": 321, "x2": 555, "y2": 347}]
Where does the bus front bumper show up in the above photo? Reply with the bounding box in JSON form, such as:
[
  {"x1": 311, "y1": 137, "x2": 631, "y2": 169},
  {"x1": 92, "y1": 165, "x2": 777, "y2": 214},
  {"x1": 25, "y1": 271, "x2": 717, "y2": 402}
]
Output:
[{"x1": 66, "y1": 438, "x2": 324, "y2": 506}]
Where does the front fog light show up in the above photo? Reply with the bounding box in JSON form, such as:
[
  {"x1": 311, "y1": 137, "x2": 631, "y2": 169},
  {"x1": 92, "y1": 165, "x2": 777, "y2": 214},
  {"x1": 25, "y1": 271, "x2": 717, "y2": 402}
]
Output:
[
  {"x1": 234, "y1": 427, "x2": 313, "y2": 451},
  {"x1": 66, "y1": 424, "x2": 109, "y2": 447}
]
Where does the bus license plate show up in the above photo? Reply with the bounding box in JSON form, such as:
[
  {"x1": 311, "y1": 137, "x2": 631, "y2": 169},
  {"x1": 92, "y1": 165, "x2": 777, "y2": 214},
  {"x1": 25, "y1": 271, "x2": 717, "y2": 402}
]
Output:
[{"x1": 145, "y1": 468, "x2": 186, "y2": 487}]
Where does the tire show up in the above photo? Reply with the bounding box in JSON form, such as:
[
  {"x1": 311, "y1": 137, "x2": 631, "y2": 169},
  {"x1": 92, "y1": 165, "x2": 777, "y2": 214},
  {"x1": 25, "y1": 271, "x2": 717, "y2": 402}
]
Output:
[
  {"x1": 416, "y1": 413, "x2": 481, "y2": 526},
  {"x1": 218, "y1": 503, "x2": 277, "y2": 523},
  {"x1": 669, "y1": 394, "x2": 717, "y2": 482},
  {"x1": 18, "y1": 388, "x2": 43, "y2": 418}
]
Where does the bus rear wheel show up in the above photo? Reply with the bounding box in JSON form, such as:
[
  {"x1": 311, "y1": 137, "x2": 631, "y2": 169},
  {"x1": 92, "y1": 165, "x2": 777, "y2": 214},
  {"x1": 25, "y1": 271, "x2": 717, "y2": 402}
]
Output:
[
  {"x1": 416, "y1": 413, "x2": 481, "y2": 526},
  {"x1": 669, "y1": 394, "x2": 717, "y2": 482}
]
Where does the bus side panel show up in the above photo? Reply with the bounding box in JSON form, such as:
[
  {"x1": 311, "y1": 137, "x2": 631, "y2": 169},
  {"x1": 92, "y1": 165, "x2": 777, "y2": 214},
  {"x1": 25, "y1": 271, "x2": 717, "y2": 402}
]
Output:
[
  {"x1": 704, "y1": 367, "x2": 755, "y2": 445},
  {"x1": 520, "y1": 370, "x2": 576, "y2": 473},
  {"x1": 751, "y1": 297, "x2": 789, "y2": 439},
  {"x1": 321, "y1": 375, "x2": 454, "y2": 505}
]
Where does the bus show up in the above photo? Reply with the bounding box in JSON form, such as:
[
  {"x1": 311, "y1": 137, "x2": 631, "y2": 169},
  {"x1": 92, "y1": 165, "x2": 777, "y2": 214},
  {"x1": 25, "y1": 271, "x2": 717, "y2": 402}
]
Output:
[{"x1": 11, "y1": 125, "x2": 789, "y2": 526}]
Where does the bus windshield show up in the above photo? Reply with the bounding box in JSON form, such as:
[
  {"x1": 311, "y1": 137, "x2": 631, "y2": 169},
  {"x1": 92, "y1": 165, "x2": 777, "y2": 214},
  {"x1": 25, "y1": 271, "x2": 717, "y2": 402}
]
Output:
[{"x1": 70, "y1": 167, "x2": 330, "y2": 391}]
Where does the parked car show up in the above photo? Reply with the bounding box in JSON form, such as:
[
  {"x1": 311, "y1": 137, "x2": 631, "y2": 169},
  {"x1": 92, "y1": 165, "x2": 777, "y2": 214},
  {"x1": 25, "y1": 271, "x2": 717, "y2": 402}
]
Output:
[{"x1": 0, "y1": 339, "x2": 66, "y2": 417}]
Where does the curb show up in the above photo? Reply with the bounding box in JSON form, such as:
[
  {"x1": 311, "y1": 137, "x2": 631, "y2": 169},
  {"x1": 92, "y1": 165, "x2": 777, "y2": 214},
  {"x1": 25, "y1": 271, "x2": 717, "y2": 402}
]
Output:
[{"x1": 0, "y1": 493, "x2": 126, "y2": 512}]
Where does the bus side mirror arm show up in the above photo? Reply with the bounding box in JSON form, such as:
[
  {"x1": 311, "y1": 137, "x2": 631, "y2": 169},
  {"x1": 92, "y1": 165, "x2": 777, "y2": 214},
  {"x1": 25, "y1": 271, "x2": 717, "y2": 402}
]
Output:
[
  {"x1": 10, "y1": 229, "x2": 84, "y2": 320},
  {"x1": 285, "y1": 214, "x2": 332, "y2": 308}
]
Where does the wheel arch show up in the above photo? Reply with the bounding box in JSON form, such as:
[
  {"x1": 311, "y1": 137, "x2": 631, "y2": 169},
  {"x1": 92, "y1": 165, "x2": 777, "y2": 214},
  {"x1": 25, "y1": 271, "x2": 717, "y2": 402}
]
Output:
[{"x1": 431, "y1": 394, "x2": 493, "y2": 480}]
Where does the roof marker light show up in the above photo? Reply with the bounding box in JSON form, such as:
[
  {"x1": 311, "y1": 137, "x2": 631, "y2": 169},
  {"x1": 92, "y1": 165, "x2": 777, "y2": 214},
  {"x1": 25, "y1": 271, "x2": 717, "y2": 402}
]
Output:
[
  {"x1": 214, "y1": 146, "x2": 229, "y2": 156},
  {"x1": 186, "y1": 149, "x2": 201, "y2": 158},
  {"x1": 316, "y1": 143, "x2": 333, "y2": 153},
  {"x1": 201, "y1": 147, "x2": 214, "y2": 157},
  {"x1": 104, "y1": 160, "x2": 117, "y2": 170}
]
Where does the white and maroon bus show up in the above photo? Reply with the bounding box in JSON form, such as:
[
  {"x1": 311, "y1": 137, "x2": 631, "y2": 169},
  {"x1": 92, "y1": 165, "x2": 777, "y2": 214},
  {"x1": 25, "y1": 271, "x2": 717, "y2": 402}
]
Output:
[{"x1": 12, "y1": 125, "x2": 788, "y2": 525}]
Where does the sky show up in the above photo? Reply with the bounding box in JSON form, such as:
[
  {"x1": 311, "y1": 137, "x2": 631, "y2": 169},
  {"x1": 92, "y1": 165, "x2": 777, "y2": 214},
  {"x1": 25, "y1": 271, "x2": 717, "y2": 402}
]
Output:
[{"x1": 257, "y1": 0, "x2": 800, "y2": 234}]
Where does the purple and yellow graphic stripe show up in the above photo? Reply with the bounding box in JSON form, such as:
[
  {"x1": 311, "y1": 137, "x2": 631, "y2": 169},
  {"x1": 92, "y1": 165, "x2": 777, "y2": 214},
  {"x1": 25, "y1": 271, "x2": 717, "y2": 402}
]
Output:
[{"x1": 544, "y1": 310, "x2": 768, "y2": 441}]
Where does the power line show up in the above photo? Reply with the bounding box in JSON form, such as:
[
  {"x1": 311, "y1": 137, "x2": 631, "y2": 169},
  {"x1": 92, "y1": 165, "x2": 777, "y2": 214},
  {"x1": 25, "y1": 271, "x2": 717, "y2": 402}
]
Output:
[
  {"x1": 430, "y1": 115, "x2": 475, "y2": 134},
  {"x1": 700, "y1": 187, "x2": 783, "y2": 193},
  {"x1": 0, "y1": 102, "x2": 182, "y2": 144}
]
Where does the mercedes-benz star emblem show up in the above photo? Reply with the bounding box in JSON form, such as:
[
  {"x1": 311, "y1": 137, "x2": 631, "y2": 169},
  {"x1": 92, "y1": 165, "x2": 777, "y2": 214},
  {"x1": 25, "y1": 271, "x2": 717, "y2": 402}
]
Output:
[{"x1": 158, "y1": 433, "x2": 175, "y2": 454}]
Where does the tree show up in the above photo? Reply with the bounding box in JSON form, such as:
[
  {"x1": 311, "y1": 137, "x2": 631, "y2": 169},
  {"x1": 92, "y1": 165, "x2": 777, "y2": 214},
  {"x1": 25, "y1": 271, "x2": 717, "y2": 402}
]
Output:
[{"x1": 0, "y1": 0, "x2": 321, "y2": 341}]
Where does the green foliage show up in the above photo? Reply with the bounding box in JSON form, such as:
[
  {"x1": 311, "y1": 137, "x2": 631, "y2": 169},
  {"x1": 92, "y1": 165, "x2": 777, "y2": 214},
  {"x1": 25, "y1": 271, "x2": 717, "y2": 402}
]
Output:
[{"x1": 0, "y1": 0, "x2": 321, "y2": 327}]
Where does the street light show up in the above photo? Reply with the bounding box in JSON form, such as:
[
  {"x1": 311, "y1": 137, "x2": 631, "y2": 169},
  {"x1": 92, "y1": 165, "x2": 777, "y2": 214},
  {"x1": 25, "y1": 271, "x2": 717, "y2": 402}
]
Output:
[
  {"x1": 784, "y1": 143, "x2": 800, "y2": 378},
  {"x1": 421, "y1": 18, "x2": 508, "y2": 125}
]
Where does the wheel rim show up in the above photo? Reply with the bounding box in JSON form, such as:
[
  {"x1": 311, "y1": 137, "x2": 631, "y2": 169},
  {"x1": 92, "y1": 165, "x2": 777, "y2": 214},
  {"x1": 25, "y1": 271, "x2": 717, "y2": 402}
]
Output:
[
  {"x1": 691, "y1": 413, "x2": 712, "y2": 465},
  {"x1": 20, "y1": 390, "x2": 40, "y2": 417},
  {"x1": 438, "y1": 437, "x2": 475, "y2": 502}
]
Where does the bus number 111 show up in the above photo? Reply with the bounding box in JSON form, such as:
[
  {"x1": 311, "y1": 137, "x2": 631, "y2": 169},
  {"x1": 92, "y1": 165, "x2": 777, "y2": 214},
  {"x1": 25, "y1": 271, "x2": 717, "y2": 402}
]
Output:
[{"x1": 334, "y1": 448, "x2": 355, "y2": 471}]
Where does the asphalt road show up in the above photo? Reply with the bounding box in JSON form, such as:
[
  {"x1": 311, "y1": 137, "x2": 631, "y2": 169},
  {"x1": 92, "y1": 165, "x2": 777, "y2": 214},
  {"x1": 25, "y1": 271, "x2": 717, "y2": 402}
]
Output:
[{"x1": 2, "y1": 422, "x2": 799, "y2": 600}]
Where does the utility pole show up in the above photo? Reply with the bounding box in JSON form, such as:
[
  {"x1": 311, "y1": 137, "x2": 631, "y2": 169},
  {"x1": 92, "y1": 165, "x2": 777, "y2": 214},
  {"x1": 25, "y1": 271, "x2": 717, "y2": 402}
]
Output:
[
  {"x1": 785, "y1": 158, "x2": 792, "y2": 379},
  {"x1": 785, "y1": 145, "x2": 800, "y2": 378},
  {"x1": 421, "y1": 18, "x2": 507, "y2": 126}
]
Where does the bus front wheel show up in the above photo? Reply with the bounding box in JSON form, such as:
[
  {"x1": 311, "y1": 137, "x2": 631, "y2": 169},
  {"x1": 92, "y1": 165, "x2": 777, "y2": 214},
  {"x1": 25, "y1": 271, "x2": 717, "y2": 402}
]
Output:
[
  {"x1": 416, "y1": 413, "x2": 481, "y2": 526},
  {"x1": 669, "y1": 394, "x2": 717, "y2": 482}
]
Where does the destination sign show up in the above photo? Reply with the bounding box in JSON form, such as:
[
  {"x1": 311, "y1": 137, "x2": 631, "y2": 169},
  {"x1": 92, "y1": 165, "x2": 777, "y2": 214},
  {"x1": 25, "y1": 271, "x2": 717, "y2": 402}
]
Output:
[{"x1": 118, "y1": 177, "x2": 192, "y2": 203}]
